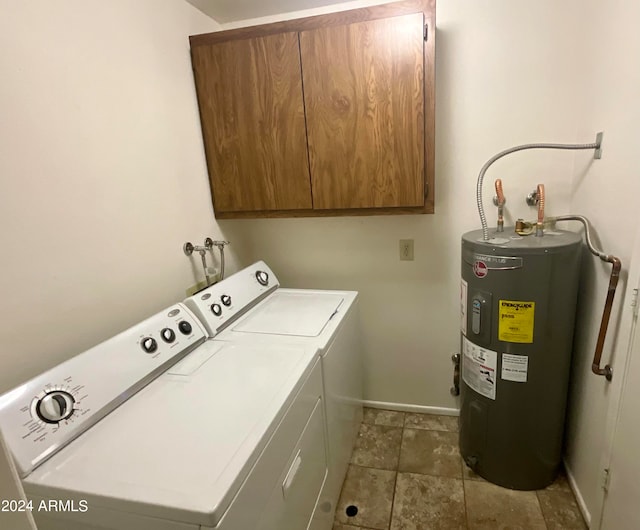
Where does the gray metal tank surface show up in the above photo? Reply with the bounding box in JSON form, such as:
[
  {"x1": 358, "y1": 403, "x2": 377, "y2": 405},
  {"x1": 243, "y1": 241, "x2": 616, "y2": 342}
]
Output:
[{"x1": 459, "y1": 227, "x2": 582, "y2": 490}]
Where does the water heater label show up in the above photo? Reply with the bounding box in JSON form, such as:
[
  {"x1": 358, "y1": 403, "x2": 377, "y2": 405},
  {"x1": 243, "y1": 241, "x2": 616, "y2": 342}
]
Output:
[
  {"x1": 498, "y1": 300, "x2": 535, "y2": 343},
  {"x1": 501, "y1": 354, "x2": 529, "y2": 382},
  {"x1": 462, "y1": 337, "x2": 496, "y2": 400}
]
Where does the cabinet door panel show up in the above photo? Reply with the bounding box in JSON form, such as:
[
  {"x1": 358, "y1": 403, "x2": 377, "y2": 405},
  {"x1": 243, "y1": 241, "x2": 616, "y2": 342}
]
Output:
[
  {"x1": 300, "y1": 13, "x2": 425, "y2": 209},
  {"x1": 192, "y1": 33, "x2": 312, "y2": 212}
]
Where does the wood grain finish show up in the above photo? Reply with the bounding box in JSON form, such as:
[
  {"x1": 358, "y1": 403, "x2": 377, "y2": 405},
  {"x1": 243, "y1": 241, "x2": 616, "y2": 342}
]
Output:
[
  {"x1": 424, "y1": 15, "x2": 435, "y2": 213},
  {"x1": 191, "y1": 32, "x2": 312, "y2": 212},
  {"x1": 190, "y1": 0, "x2": 436, "y2": 217},
  {"x1": 214, "y1": 204, "x2": 432, "y2": 219},
  {"x1": 300, "y1": 13, "x2": 425, "y2": 209}
]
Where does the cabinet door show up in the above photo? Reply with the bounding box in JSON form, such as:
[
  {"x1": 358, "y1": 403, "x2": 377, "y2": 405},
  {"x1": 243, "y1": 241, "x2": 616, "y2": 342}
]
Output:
[
  {"x1": 191, "y1": 33, "x2": 312, "y2": 213},
  {"x1": 300, "y1": 13, "x2": 425, "y2": 210}
]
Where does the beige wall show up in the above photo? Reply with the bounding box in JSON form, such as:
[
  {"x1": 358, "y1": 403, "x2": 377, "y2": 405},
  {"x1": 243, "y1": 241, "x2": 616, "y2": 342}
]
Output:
[
  {"x1": 0, "y1": 0, "x2": 236, "y2": 394},
  {"x1": 220, "y1": 0, "x2": 584, "y2": 410},
  {"x1": 563, "y1": 0, "x2": 640, "y2": 524}
]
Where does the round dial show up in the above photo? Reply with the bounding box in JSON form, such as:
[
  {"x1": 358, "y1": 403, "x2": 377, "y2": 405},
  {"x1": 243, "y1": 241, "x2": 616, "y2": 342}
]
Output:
[
  {"x1": 211, "y1": 303, "x2": 222, "y2": 316},
  {"x1": 178, "y1": 321, "x2": 192, "y2": 335},
  {"x1": 161, "y1": 328, "x2": 175, "y2": 343},
  {"x1": 141, "y1": 337, "x2": 158, "y2": 353},
  {"x1": 36, "y1": 391, "x2": 75, "y2": 424},
  {"x1": 256, "y1": 270, "x2": 269, "y2": 286},
  {"x1": 221, "y1": 294, "x2": 232, "y2": 307}
]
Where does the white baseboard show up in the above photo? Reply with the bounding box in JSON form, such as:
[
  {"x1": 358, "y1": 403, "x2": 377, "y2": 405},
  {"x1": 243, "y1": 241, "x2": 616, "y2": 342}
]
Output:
[
  {"x1": 563, "y1": 458, "x2": 591, "y2": 527},
  {"x1": 362, "y1": 400, "x2": 460, "y2": 417}
]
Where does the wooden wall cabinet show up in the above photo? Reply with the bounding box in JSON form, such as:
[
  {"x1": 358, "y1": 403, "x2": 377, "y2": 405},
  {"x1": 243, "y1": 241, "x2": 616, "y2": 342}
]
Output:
[{"x1": 190, "y1": 0, "x2": 435, "y2": 218}]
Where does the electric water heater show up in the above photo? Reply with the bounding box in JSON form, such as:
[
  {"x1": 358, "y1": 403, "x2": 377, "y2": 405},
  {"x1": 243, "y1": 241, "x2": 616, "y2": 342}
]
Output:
[{"x1": 459, "y1": 228, "x2": 581, "y2": 490}]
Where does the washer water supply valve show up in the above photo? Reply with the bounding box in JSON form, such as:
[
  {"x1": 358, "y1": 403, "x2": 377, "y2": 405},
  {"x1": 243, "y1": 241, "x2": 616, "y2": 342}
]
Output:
[{"x1": 183, "y1": 238, "x2": 229, "y2": 293}]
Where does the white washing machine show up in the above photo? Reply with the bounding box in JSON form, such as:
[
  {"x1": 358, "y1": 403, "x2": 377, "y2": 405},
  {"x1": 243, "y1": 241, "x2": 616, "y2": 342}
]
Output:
[
  {"x1": 184, "y1": 261, "x2": 363, "y2": 529},
  {"x1": 0, "y1": 299, "x2": 325, "y2": 529}
]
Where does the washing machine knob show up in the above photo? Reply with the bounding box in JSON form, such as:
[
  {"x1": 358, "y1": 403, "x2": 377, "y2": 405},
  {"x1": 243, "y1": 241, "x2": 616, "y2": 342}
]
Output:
[
  {"x1": 36, "y1": 391, "x2": 75, "y2": 424},
  {"x1": 255, "y1": 270, "x2": 269, "y2": 286},
  {"x1": 141, "y1": 337, "x2": 158, "y2": 353},
  {"x1": 221, "y1": 295, "x2": 232, "y2": 307},
  {"x1": 178, "y1": 321, "x2": 192, "y2": 335},
  {"x1": 161, "y1": 328, "x2": 175, "y2": 343},
  {"x1": 211, "y1": 303, "x2": 222, "y2": 316}
]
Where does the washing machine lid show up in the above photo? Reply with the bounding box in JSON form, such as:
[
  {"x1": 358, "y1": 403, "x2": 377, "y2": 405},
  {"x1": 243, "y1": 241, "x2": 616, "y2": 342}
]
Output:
[
  {"x1": 22, "y1": 340, "x2": 317, "y2": 527},
  {"x1": 231, "y1": 291, "x2": 344, "y2": 337}
]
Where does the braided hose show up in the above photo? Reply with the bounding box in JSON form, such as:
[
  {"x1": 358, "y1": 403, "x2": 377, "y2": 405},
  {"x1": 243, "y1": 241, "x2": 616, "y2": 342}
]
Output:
[{"x1": 477, "y1": 141, "x2": 599, "y2": 240}]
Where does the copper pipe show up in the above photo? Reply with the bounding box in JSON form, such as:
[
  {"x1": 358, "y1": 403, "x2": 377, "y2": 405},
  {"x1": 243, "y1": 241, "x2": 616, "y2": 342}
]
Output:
[
  {"x1": 551, "y1": 215, "x2": 621, "y2": 381},
  {"x1": 495, "y1": 179, "x2": 505, "y2": 232},
  {"x1": 591, "y1": 256, "x2": 621, "y2": 381},
  {"x1": 535, "y1": 184, "x2": 545, "y2": 237},
  {"x1": 495, "y1": 179, "x2": 505, "y2": 205}
]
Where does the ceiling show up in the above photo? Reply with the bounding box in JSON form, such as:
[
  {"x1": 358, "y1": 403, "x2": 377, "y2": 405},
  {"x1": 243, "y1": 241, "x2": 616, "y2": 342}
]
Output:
[{"x1": 185, "y1": 0, "x2": 352, "y2": 24}]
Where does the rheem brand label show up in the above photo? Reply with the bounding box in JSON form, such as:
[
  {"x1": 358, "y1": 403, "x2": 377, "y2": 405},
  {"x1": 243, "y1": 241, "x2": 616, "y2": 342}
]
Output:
[{"x1": 473, "y1": 261, "x2": 488, "y2": 278}]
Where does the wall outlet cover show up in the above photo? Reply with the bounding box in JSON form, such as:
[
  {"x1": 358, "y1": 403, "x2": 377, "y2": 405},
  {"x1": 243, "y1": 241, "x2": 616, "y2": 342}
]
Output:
[{"x1": 400, "y1": 239, "x2": 414, "y2": 261}]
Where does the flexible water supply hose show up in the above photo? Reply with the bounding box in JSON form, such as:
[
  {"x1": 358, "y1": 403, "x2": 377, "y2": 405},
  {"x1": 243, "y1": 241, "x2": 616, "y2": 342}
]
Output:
[
  {"x1": 199, "y1": 250, "x2": 211, "y2": 286},
  {"x1": 551, "y1": 215, "x2": 621, "y2": 381},
  {"x1": 219, "y1": 244, "x2": 226, "y2": 280},
  {"x1": 476, "y1": 141, "x2": 599, "y2": 240},
  {"x1": 213, "y1": 240, "x2": 229, "y2": 280}
]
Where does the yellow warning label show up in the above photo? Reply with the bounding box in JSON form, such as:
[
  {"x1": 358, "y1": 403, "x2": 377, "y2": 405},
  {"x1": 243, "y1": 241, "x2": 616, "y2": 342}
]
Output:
[{"x1": 498, "y1": 300, "x2": 535, "y2": 343}]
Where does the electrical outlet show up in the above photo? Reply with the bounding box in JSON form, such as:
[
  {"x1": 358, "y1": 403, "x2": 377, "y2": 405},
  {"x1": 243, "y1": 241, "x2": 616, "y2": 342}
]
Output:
[{"x1": 399, "y1": 239, "x2": 414, "y2": 261}]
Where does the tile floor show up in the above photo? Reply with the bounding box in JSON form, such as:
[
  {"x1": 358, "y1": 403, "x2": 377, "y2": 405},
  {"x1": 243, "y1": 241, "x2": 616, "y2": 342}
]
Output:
[{"x1": 333, "y1": 408, "x2": 587, "y2": 530}]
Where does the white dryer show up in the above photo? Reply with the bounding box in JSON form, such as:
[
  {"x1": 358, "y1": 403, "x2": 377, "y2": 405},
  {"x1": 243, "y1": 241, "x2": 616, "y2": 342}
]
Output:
[
  {"x1": 0, "y1": 301, "x2": 324, "y2": 529},
  {"x1": 184, "y1": 261, "x2": 364, "y2": 528}
]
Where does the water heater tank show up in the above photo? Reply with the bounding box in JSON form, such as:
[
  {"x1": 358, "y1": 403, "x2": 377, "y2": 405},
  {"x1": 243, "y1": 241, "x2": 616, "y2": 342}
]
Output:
[{"x1": 459, "y1": 227, "x2": 582, "y2": 490}]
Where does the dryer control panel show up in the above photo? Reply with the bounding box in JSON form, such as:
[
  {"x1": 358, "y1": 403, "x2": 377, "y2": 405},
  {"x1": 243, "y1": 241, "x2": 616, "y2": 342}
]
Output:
[
  {"x1": 0, "y1": 304, "x2": 206, "y2": 477},
  {"x1": 184, "y1": 261, "x2": 279, "y2": 337}
]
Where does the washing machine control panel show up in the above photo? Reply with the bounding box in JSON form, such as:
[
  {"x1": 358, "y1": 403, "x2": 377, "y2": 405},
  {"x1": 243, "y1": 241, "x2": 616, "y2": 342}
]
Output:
[
  {"x1": 0, "y1": 303, "x2": 206, "y2": 478},
  {"x1": 184, "y1": 261, "x2": 279, "y2": 337}
]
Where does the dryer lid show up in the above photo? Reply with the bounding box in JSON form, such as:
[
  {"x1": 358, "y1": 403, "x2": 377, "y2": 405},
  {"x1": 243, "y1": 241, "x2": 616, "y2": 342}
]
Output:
[{"x1": 232, "y1": 291, "x2": 344, "y2": 337}]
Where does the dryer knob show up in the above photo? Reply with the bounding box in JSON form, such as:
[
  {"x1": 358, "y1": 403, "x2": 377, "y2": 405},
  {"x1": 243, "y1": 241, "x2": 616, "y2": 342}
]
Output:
[
  {"x1": 36, "y1": 391, "x2": 75, "y2": 424},
  {"x1": 178, "y1": 321, "x2": 192, "y2": 335},
  {"x1": 211, "y1": 303, "x2": 222, "y2": 316},
  {"x1": 256, "y1": 270, "x2": 269, "y2": 286},
  {"x1": 221, "y1": 295, "x2": 232, "y2": 307},
  {"x1": 161, "y1": 328, "x2": 176, "y2": 343},
  {"x1": 141, "y1": 337, "x2": 158, "y2": 353}
]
